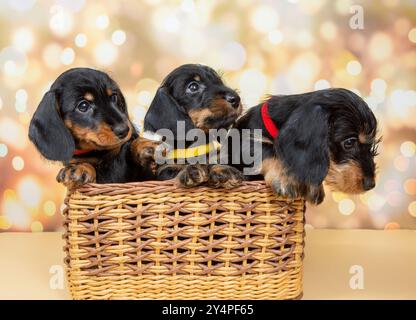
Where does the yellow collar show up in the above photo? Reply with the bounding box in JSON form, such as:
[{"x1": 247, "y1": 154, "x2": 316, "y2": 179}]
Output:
[{"x1": 167, "y1": 141, "x2": 221, "y2": 160}]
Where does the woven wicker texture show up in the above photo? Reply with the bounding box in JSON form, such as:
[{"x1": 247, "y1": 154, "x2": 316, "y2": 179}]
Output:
[{"x1": 63, "y1": 180, "x2": 305, "y2": 300}]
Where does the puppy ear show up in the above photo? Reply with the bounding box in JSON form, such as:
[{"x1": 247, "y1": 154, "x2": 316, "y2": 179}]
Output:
[
  {"x1": 29, "y1": 91, "x2": 75, "y2": 161},
  {"x1": 144, "y1": 87, "x2": 195, "y2": 135},
  {"x1": 275, "y1": 104, "x2": 329, "y2": 186}
]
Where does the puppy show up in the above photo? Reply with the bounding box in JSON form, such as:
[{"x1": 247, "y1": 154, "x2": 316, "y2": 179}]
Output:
[
  {"x1": 144, "y1": 64, "x2": 244, "y2": 188},
  {"x1": 232, "y1": 88, "x2": 379, "y2": 204},
  {"x1": 29, "y1": 67, "x2": 158, "y2": 189}
]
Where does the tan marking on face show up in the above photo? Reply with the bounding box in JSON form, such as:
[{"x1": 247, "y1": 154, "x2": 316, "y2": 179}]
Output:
[
  {"x1": 325, "y1": 159, "x2": 364, "y2": 193},
  {"x1": 84, "y1": 92, "x2": 94, "y2": 102},
  {"x1": 188, "y1": 97, "x2": 241, "y2": 131},
  {"x1": 106, "y1": 88, "x2": 113, "y2": 96},
  {"x1": 359, "y1": 133, "x2": 371, "y2": 144},
  {"x1": 65, "y1": 119, "x2": 132, "y2": 149},
  {"x1": 193, "y1": 75, "x2": 201, "y2": 81}
]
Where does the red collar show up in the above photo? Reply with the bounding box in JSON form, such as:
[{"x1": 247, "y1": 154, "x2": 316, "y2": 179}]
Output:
[
  {"x1": 261, "y1": 100, "x2": 279, "y2": 139},
  {"x1": 73, "y1": 149, "x2": 94, "y2": 156}
]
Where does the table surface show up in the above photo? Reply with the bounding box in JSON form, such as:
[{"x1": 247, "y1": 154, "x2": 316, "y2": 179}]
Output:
[{"x1": 1, "y1": 229, "x2": 415, "y2": 300}]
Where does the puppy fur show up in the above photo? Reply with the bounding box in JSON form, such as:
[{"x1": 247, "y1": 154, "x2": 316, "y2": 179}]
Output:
[
  {"x1": 29, "y1": 67, "x2": 158, "y2": 189},
  {"x1": 144, "y1": 64, "x2": 244, "y2": 188},
  {"x1": 233, "y1": 88, "x2": 379, "y2": 204}
]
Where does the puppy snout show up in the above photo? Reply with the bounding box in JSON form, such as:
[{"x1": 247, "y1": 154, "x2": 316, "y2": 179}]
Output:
[
  {"x1": 225, "y1": 93, "x2": 240, "y2": 109},
  {"x1": 113, "y1": 124, "x2": 129, "y2": 139},
  {"x1": 363, "y1": 177, "x2": 375, "y2": 191}
]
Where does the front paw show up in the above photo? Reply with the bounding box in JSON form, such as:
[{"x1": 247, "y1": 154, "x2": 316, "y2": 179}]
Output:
[
  {"x1": 56, "y1": 163, "x2": 96, "y2": 189},
  {"x1": 208, "y1": 165, "x2": 244, "y2": 189},
  {"x1": 269, "y1": 178, "x2": 325, "y2": 204},
  {"x1": 131, "y1": 138, "x2": 163, "y2": 174},
  {"x1": 176, "y1": 164, "x2": 209, "y2": 188}
]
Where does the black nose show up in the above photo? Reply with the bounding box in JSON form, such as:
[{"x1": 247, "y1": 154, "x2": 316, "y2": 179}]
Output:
[
  {"x1": 225, "y1": 93, "x2": 240, "y2": 109},
  {"x1": 363, "y1": 177, "x2": 376, "y2": 191},
  {"x1": 113, "y1": 124, "x2": 129, "y2": 139}
]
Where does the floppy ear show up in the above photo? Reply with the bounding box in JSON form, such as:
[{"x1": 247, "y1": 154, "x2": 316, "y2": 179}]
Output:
[
  {"x1": 144, "y1": 87, "x2": 195, "y2": 135},
  {"x1": 28, "y1": 91, "x2": 75, "y2": 162},
  {"x1": 274, "y1": 104, "x2": 329, "y2": 186}
]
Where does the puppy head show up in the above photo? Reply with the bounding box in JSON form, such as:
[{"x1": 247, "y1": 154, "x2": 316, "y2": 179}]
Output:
[
  {"x1": 144, "y1": 64, "x2": 241, "y2": 133},
  {"x1": 274, "y1": 88, "x2": 379, "y2": 196},
  {"x1": 29, "y1": 68, "x2": 132, "y2": 161},
  {"x1": 324, "y1": 89, "x2": 379, "y2": 193}
]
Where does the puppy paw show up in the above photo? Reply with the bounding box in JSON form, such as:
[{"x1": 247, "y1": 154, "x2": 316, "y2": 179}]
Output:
[
  {"x1": 131, "y1": 137, "x2": 164, "y2": 174},
  {"x1": 305, "y1": 184, "x2": 325, "y2": 205},
  {"x1": 208, "y1": 165, "x2": 244, "y2": 189},
  {"x1": 56, "y1": 163, "x2": 96, "y2": 189},
  {"x1": 176, "y1": 164, "x2": 209, "y2": 188},
  {"x1": 270, "y1": 178, "x2": 301, "y2": 199}
]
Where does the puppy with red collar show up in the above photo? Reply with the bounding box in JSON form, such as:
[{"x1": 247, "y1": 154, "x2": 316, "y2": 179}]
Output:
[{"x1": 29, "y1": 68, "x2": 158, "y2": 189}]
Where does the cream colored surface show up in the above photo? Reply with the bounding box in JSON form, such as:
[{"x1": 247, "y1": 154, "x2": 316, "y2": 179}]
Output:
[{"x1": 0, "y1": 230, "x2": 415, "y2": 300}]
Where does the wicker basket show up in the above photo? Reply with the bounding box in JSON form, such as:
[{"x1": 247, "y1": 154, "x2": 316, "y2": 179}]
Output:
[{"x1": 63, "y1": 180, "x2": 305, "y2": 300}]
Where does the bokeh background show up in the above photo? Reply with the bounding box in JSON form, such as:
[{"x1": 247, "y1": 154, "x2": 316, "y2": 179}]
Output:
[{"x1": 0, "y1": 0, "x2": 415, "y2": 232}]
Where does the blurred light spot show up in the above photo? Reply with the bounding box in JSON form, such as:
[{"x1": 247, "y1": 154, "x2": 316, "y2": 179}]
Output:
[
  {"x1": 42, "y1": 43, "x2": 63, "y2": 69},
  {"x1": 369, "y1": 32, "x2": 392, "y2": 61},
  {"x1": 346, "y1": 60, "x2": 362, "y2": 76},
  {"x1": 408, "y1": 28, "x2": 416, "y2": 44},
  {"x1": 304, "y1": 224, "x2": 314, "y2": 230},
  {"x1": 220, "y1": 42, "x2": 246, "y2": 71},
  {"x1": 0, "y1": 46, "x2": 28, "y2": 76},
  {"x1": 133, "y1": 106, "x2": 147, "y2": 121},
  {"x1": 4, "y1": 189, "x2": 16, "y2": 201},
  {"x1": 314, "y1": 79, "x2": 331, "y2": 90},
  {"x1": 0, "y1": 117, "x2": 27, "y2": 149},
  {"x1": 384, "y1": 222, "x2": 400, "y2": 230},
  {"x1": 56, "y1": 0, "x2": 85, "y2": 12},
  {"x1": 332, "y1": 192, "x2": 348, "y2": 203},
  {"x1": 49, "y1": 6, "x2": 74, "y2": 36},
  {"x1": 18, "y1": 176, "x2": 41, "y2": 207},
  {"x1": 239, "y1": 69, "x2": 267, "y2": 106},
  {"x1": 335, "y1": 0, "x2": 353, "y2": 15},
  {"x1": 137, "y1": 90, "x2": 153, "y2": 106},
  {"x1": 404, "y1": 179, "x2": 416, "y2": 195},
  {"x1": 7, "y1": 0, "x2": 36, "y2": 11},
  {"x1": 61, "y1": 47, "x2": 75, "y2": 65},
  {"x1": 289, "y1": 52, "x2": 321, "y2": 89},
  {"x1": 383, "y1": 179, "x2": 400, "y2": 192},
  {"x1": 0, "y1": 96, "x2": 2, "y2": 110},
  {"x1": 394, "y1": 155, "x2": 409, "y2": 172},
  {"x1": 400, "y1": 141, "x2": 415, "y2": 157},
  {"x1": 44, "y1": 200, "x2": 56, "y2": 216},
  {"x1": 367, "y1": 193, "x2": 386, "y2": 211},
  {"x1": 0, "y1": 144, "x2": 8, "y2": 157},
  {"x1": 390, "y1": 89, "x2": 416, "y2": 117},
  {"x1": 163, "y1": 15, "x2": 180, "y2": 33},
  {"x1": 181, "y1": 0, "x2": 195, "y2": 12},
  {"x1": 0, "y1": 216, "x2": 11, "y2": 230},
  {"x1": 12, "y1": 156, "x2": 24, "y2": 171},
  {"x1": 338, "y1": 198, "x2": 355, "y2": 215},
  {"x1": 112, "y1": 30, "x2": 126, "y2": 46},
  {"x1": 370, "y1": 78, "x2": 387, "y2": 96},
  {"x1": 251, "y1": 5, "x2": 279, "y2": 33},
  {"x1": 409, "y1": 201, "x2": 416, "y2": 217},
  {"x1": 4, "y1": 200, "x2": 29, "y2": 228},
  {"x1": 386, "y1": 191, "x2": 402, "y2": 207},
  {"x1": 75, "y1": 33, "x2": 87, "y2": 47},
  {"x1": 320, "y1": 21, "x2": 337, "y2": 40},
  {"x1": 15, "y1": 89, "x2": 28, "y2": 113},
  {"x1": 18, "y1": 112, "x2": 30, "y2": 125},
  {"x1": 95, "y1": 14, "x2": 109, "y2": 29},
  {"x1": 31, "y1": 221, "x2": 43, "y2": 232},
  {"x1": 13, "y1": 27, "x2": 34, "y2": 52},
  {"x1": 94, "y1": 41, "x2": 117, "y2": 66},
  {"x1": 268, "y1": 30, "x2": 283, "y2": 45}
]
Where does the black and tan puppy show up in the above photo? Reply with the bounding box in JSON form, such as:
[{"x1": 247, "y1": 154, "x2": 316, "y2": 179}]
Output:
[
  {"x1": 233, "y1": 88, "x2": 379, "y2": 204},
  {"x1": 144, "y1": 64, "x2": 244, "y2": 188},
  {"x1": 29, "y1": 67, "x2": 158, "y2": 189}
]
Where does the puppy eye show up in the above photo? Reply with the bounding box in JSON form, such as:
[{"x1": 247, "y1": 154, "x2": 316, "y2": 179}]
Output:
[
  {"x1": 342, "y1": 137, "x2": 358, "y2": 150},
  {"x1": 187, "y1": 81, "x2": 200, "y2": 93},
  {"x1": 111, "y1": 93, "x2": 118, "y2": 103},
  {"x1": 76, "y1": 100, "x2": 91, "y2": 113}
]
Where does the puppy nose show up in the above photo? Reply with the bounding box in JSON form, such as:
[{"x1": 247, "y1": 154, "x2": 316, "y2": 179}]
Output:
[
  {"x1": 113, "y1": 124, "x2": 129, "y2": 139},
  {"x1": 225, "y1": 93, "x2": 240, "y2": 109},
  {"x1": 363, "y1": 177, "x2": 376, "y2": 191}
]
